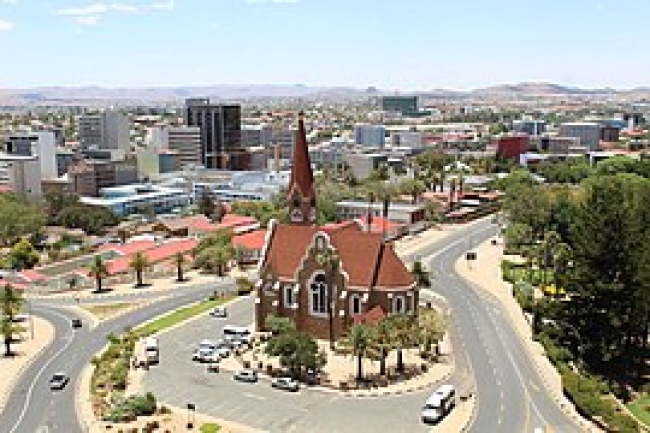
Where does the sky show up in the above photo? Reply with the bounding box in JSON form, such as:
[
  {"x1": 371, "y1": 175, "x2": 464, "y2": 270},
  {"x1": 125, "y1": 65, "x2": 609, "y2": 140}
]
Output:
[{"x1": 0, "y1": 0, "x2": 649, "y2": 90}]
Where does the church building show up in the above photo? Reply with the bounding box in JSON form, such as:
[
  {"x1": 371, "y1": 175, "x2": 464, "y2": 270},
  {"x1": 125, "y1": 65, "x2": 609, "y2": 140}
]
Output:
[{"x1": 255, "y1": 114, "x2": 418, "y2": 341}]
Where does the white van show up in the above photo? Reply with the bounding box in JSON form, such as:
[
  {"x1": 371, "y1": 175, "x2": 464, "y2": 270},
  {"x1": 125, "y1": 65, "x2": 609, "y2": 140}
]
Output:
[{"x1": 421, "y1": 384, "x2": 456, "y2": 424}]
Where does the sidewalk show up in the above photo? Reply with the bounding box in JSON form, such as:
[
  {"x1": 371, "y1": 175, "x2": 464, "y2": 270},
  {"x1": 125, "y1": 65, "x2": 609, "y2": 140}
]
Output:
[
  {"x1": 454, "y1": 239, "x2": 602, "y2": 432},
  {"x1": 394, "y1": 224, "x2": 460, "y2": 259},
  {"x1": 0, "y1": 316, "x2": 54, "y2": 414}
]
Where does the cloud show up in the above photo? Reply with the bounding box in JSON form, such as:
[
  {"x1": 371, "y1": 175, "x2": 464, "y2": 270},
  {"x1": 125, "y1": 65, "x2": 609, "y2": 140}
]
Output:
[
  {"x1": 0, "y1": 18, "x2": 14, "y2": 31},
  {"x1": 57, "y1": 1, "x2": 175, "y2": 24}
]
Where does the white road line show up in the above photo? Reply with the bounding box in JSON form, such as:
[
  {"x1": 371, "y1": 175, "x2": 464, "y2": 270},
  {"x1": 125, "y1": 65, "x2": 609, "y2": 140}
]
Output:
[
  {"x1": 243, "y1": 392, "x2": 266, "y2": 401},
  {"x1": 8, "y1": 308, "x2": 77, "y2": 433}
]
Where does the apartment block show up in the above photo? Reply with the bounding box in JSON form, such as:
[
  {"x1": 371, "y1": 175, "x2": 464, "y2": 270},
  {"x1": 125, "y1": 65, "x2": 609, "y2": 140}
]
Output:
[
  {"x1": 4, "y1": 131, "x2": 57, "y2": 180},
  {"x1": 78, "y1": 109, "x2": 130, "y2": 151},
  {"x1": 149, "y1": 125, "x2": 202, "y2": 169}
]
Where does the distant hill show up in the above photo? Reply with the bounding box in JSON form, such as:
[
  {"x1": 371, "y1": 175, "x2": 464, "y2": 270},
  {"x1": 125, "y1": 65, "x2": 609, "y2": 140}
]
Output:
[{"x1": 1, "y1": 82, "x2": 649, "y2": 106}]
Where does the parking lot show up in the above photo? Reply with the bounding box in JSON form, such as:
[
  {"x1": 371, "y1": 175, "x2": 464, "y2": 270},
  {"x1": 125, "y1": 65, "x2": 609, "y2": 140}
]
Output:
[{"x1": 142, "y1": 295, "x2": 444, "y2": 432}]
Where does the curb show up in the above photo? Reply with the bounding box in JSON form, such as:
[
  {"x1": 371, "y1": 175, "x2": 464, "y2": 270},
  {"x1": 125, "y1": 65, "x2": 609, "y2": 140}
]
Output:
[
  {"x1": 454, "y1": 243, "x2": 601, "y2": 432},
  {"x1": 0, "y1": 316, "x2": 56, "y2": 415}
]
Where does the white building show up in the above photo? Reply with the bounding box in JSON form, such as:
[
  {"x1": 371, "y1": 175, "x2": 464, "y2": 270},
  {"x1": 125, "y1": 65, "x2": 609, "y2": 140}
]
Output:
[
  {"x1": 80, "y1": 183, "x2": 191, "y2": 216},
  {"x1": 148, "y1": 125, "x2": 202, "y2": 168},
  {"x1": 354, "y1": 124, "x2": 386, "y2": 147},
  {"x1": 78, "y1": 109, "x2": 130, "y2": 151},
  {"x1": 0, "y1": 154, "x2": 42, "y2": 199},
  {"x1": 4, "y1": 131, "x2": 57, "y2": 181},
  {"x1": 391, "y1": 131, "x2": 423, "y2": 148}
]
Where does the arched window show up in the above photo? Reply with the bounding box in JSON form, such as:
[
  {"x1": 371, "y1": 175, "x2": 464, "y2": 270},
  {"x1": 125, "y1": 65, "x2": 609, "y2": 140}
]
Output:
[
  {"x1": 393, "y1": 295, "x2": 406, "y2": 314},
  {"x1": 350, "y1": 294, "x2": 362, "y2": 316},
  {"x1": 310, "y1": 274, "x2": 328, "y2": 315}
]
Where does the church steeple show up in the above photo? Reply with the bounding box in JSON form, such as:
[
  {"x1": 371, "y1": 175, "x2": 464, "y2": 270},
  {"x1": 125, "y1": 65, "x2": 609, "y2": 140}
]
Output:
[{"x1": 287, "y1": 112, "x2": 317, "y2": 225}]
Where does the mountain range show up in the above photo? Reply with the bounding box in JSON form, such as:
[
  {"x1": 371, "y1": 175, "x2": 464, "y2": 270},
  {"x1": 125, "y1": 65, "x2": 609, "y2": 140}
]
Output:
[{"x1": 1, "y1": 82, "x2": 649, "y2": 106}]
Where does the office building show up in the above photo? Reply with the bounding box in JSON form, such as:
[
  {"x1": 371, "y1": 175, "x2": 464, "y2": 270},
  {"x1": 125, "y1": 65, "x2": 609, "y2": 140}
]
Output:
[
  {"x1": 512, "y1": 119, "x2": 546, "y2": 136},
  {"x1": 184, "y1": 99, "x2": 245, "y2": 170},
  {"x1": 56, "y1": 149, "x2": 76, "y2": 177},
  {"x1": 0, "y1": 154, "x2": 42, "y2": 199},
  {"x1": 344, "y1": 152, "x2": 389, "y2": 180},
  {"x1": 241, "y1": 124, "x2": 273, "y2": 148},
  {"x1": 68, "y1": 159, "x2": 138, "y2": 197},
  {"x1": 137, "y1": 148, "x2": 182, "y2": 179},
  {"x1": 78, "y1": 109, "x2": 130, "y2": 151},
  {"x1": 5, "y1": 131, "x2": 57, "y2": 181},
  {"x1": 559, "y1": 122, "x2": 602, "y2": 149},
  {"x1": 354, "y1": 124, "x2": 386, "y2": 147},
  {"x1": 381, "y1": 96, "x2": 418, "y2": 116},
  {"x1": 149, "y1": 125, "x2": 202, "y2": 169}
]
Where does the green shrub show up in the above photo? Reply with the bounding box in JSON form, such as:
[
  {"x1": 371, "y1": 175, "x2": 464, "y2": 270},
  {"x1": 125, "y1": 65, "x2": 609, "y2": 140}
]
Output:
[
  {"x1": 236, "y1": 276, "x2": 254, "y2": 295},
  {"x1": 200, "y1": 423, "x2": 221, "y2": 433},
  {"x1": 513, "y1": 280, "x2": 534, "y2": 312}
]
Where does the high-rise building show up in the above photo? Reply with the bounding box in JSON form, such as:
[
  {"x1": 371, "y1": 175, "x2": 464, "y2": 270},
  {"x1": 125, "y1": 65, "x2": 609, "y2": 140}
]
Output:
[
  {"x1": 241, "y1": 124, "x2": 273, "y2": 148},
  {"x1": 512, "y1": 119, "x2": 546, "y2": 136},
  {"x1": 0, "y1": 154, "x2": 42, "y2": 200},
  {"x1": 184, "y1": 99, "x2": 245, "y2": 170},
  {"x1": 78, "y1": 109, "x2": 130, "y2": 151},
  {"x1": 149, "y1": 125, "x2": 202, "y2": 169},
  {"x1": 354, "y1": 124, "x2": 386, "y2": 147},
  {"x1": 381, "y1": 96, "x2": 418, "y2": 116},
  {"x1": 5, "y1": 131, "x2": 57, "y2": 180},
  {"x1": 559, "y1": 122, "x2": 602, "y2": 149}
]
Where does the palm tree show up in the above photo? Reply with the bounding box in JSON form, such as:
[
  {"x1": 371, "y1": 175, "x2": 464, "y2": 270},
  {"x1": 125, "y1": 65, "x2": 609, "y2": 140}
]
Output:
[
  {"x1": 374, "y1": 319, "x2": 394, "y2": 376},
  {"x1": 173, "y1": 252, "x2": 186, "y2": 282},
  {"x1": 88, "y1": 255, "x2": 109, "y2": 293},
  {"x1": 0, "y1": 284, "x2": 24, "y2": 356},
  {"x1": 316, "y1": 246, "x2": 341, "y2": 349},
  {"x1": 417, "y1": 308, "x2": 446, "y2": 357},
  {"x1": 387, "y1": 314, "x2": 416, "y2": 373},
  {"x1": 337, "y1": 324, "x2": 378, "y2": 381},
  {"x1": 129, "y1": 252, "x2": 151, "y2": 287}
]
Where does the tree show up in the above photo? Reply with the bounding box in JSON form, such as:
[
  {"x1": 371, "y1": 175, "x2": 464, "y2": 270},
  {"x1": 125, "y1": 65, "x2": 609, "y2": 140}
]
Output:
[
  {"x1": 129, "y1": 252, "x2": 151, "y2": 287},
  {"x1": 504, "y1": 222, "x2": 533, "y2": 253},
  {"x1": 336, "y1": 324, "x2": 378, "y2": 381},
  {"x1": 370, "y1": 163, "x2": 390, "y2": 182},
  {"x1": 417, "y1": 309, "x2": 446, "y2": 356},
  {"x1": 0, "y1": 195, "x2": 44, "y2": 247},
  {"x1": 373, "y1": 319, "x2": 395, "y2": 376},
  {"x1": 0, "y1": 284, "x2": 25, "y2": 356},
  {"x1": 173, "y1": 252, "x2": 186, "y2": 282},
  {"x1": 198, "y1": 190, "x2": 224, "y2": 221},
  {"x1": 88, "y1": 255, "x2": 109, "y2": 293},
  {"x1": 411, "y1": 260, "x2": 431, "y2": 288},
  {"x1": 8, "y1": 238, "x2": 40, "y2": 270},
  {"x1": 399, "y1": 178, "x2": 426, "y2": 204},
  {"x1": 386, "y1": 314, "x2": 417, "y2": 372},
  {"x1": 316, "y1": 246, "x2": 341, "y2": 349},
  {"x1": 265, "y1": 315, "x2": 296, "y2": 335},
  {"x1": 265, "y1": 328, "x2": 325, "y2": 377},
  {"x1": 195, "y1": 244, "x2": 233, "y2": 276}
]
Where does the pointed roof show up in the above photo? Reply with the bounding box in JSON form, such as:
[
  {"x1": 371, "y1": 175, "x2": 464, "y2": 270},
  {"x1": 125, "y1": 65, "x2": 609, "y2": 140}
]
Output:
[{"x1": 288, "y1": 112, "x2": 315, "y2": 199}]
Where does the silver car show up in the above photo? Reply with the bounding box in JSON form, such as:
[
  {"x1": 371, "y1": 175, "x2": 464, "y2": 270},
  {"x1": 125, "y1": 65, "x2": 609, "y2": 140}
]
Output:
[
  {"x1": 50, "y1": 372, "x2": 69, "y2": 390},
  {"x1": 233, "y1": 369, "x2": 258, "y2": 383},
  {"x1": 271, "y1": 377, "x2": 300, "y2": 392}
]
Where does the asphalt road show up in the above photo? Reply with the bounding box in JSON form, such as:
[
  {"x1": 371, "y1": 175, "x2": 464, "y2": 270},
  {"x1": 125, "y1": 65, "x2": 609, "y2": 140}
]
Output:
[
  {"x1": 0, "y1": 280, "x2": 236, "y2": 433},
  {"x1": 423, "y1": 219, "x2": 580, "y2": 432},
  {"x1": 143, "y1": 295, "x2": 445, "y2": 433}
]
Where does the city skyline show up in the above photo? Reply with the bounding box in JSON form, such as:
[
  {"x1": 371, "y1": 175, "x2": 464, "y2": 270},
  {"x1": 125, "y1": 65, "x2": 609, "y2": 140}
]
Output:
[{"x1": 1, "y1": 0, "x2": 649, "y2": 90}]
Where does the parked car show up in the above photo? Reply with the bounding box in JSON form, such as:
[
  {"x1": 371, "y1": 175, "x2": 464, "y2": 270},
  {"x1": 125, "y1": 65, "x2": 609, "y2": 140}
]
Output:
[
  {"x1": 271, "y1": 377, "x2": 300, "y2": 392},
  {"x1": 50, "y1": 372, "x2": 69, "y2": 390},
  {"x1": 233, "y1": 369, "x2": 258, "y2": 383},
  {"x1": 71, "y1": 319, "x2": 82, "y2": 329},
  {"x1": 193, "y1": 347, "x2": 219, "y2": 363},
  {"x1": 210, "y1": 307, "x2": 227, "y2": 318},
  {"x1": 214, "y1": 346, "x2": 231, "y2": 358}
]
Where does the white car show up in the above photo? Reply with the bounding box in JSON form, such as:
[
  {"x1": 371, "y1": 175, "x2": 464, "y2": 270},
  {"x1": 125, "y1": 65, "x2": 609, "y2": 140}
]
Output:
[
  {"x1": 193, "y1": 347, "x2": 218, "y2": 362},
  {"x1": 214, "y1": 346, "x2": 231, "y2": 358},
  {"x1": 271, "y1": 377, "x2": 300, "y2": 392},
  {"x1": 233, "y1": 369, "x2": 258, "y2": 383},
  {"x1": 50, "y1": 372, "x2": 69, "y2": 390},
  {"x1": 210, "y1": 307, "x2": 227, "y2": 318}
]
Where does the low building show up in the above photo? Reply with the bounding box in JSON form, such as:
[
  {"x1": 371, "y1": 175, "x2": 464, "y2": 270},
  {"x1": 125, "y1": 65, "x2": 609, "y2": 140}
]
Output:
[
  {"x1": 80, "y1": 183, "x2": 191, "y2": 216},
  {"x1": 68, "y1": 159, "x2": 138, "y2": 197},
  {"x1": 343, "y1": 152, "x2": 389, "y2": 180},
  {"x1": 559, "y1": 122, "x2": 601, "y2": 150},
  {"x1": 496, "y1": 134, "x2": 531, "y2": 160},
  {"x1": 336, "y1": 200, "x2": 426, "y2": 234}
]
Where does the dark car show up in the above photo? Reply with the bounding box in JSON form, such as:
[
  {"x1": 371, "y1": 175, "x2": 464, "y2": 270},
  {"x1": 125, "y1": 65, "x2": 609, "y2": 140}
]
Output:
[
  {"x1": 50, "y1": 372, "x2": 69, "y2": 390},
  {"x1": 71, "y1": 319, "x2": 82, "y2": 329}
]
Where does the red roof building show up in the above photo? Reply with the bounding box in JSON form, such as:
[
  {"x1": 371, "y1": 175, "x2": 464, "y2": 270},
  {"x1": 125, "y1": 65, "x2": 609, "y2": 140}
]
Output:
[{"x1": 256, "y1": 116, "x2": 417, "y2": 342}]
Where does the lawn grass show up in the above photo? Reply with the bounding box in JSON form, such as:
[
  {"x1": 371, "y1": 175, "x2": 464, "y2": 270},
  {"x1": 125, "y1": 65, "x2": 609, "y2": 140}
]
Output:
[
  {"x1": 135, "y1": 296, "x2": 234, "y2": 336},
  {"x1": 200, "y1": 423, "x2": 221, "y2": 433},
  {"x1": 84, "y1": 302, "x2": 135, "y2": 320},
  {"x1": 627, "y1": 393, "x2": 650, "y2": 427}
]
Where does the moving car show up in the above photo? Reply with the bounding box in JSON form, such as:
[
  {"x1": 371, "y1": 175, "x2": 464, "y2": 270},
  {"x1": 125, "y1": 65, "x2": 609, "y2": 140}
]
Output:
[
  {"x1": 50, "y1": 372, "x2": 69, "y2": 390},
  {"x1": 421, "y1": 384, "x2": 456, "y2": 424},
  {"x1": 210, "y1": 307, "x2": 227, "y2": 318},
  {"x1": 193, "y1": 347, "x2": 219, "y2": 363},
  {"x1": 71, "y1": 318, "x2": 82, "y2": 329},
  {"x1": 233, "y1": 369, "x2": 258, "y2": 383},
  {"x1": 271, "y1": 377, "x2": 300, "y2": 392}
]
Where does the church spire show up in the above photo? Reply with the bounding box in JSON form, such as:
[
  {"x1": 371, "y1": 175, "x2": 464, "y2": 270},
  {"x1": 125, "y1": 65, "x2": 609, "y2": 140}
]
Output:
[{"x1": 287, "y1": 112, "x2": 317, "y2": 224}]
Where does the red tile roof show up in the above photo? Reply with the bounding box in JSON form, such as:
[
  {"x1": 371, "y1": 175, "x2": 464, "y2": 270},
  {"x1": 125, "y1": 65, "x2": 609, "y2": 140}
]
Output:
[
  {"x1": 262, "y1": 223, "x2": 413, "y2": 290},
  {"x1": 233, "y1": 229, "x2": 267, "y2": 251},
  {"x1": 353, "y1": 305, "x2": 386, "y2": 326},
  {"x1": 357, "y1": 215, "x2": 402, "y2": 232},
  {"x1": 105, "y1": 239, "x2": 198, "y2": 275},
  {"x1": 0, "y1": 185, "x2": 13, "y2": 194}
]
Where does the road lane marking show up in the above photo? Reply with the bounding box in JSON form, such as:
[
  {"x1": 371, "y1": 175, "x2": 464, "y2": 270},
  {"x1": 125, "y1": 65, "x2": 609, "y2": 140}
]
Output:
[
  {"x1": 243, "y1": 392, "x2": 266, "y2": 401},
  {"x1": 8, "y1": 307, "x2": 78, "y2": 433}
]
